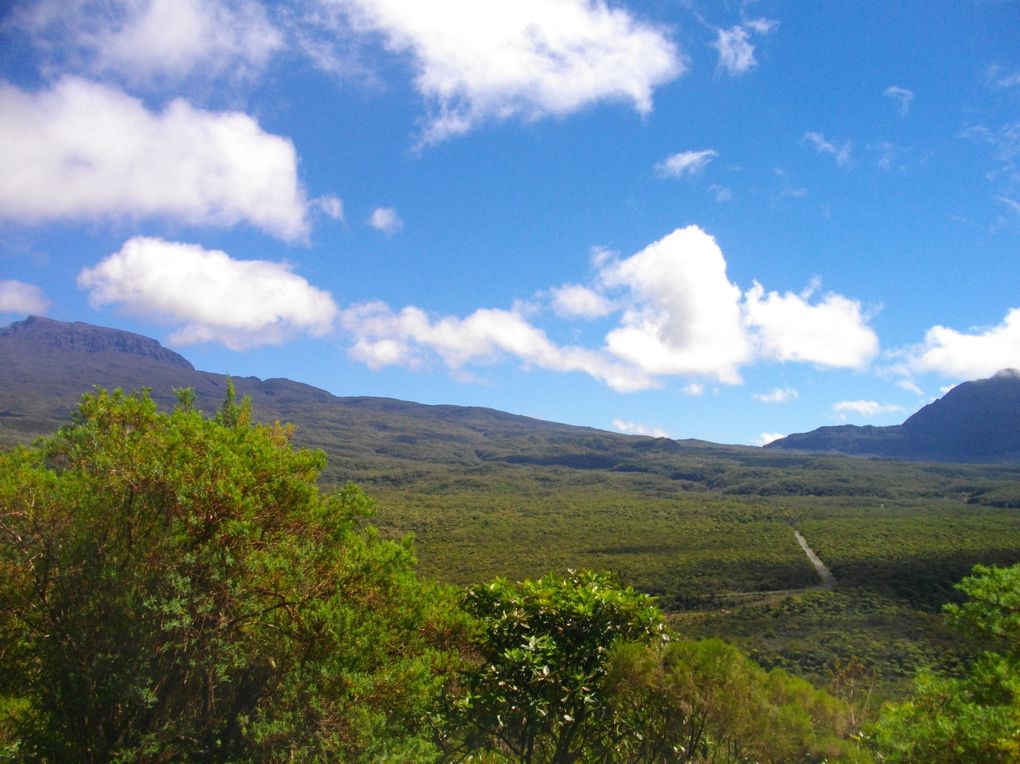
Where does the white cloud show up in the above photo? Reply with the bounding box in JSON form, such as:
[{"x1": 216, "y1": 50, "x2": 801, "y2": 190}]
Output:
[
  {"x1": 896, "y1": 379, "x2": 924, "y2": 396},
  {"x1": 0, "y1": 280, "x2": 51, "y2": 315},
  {"x1": 754, "y1": 387, "x2": 798, "y2": 404},
  {"x1": 11, "y1": 0, "x2": 282, "y2": 87},
  {"x1": 550, "y1": 284, "x2": 613, "y2": 319},
  {"x1": 899, "y1": 307, "x2": 1020, "y2": 379},
  {"x1": 600, "y1": 226, "x2": 751, "y2": 384},
  {"x1": 0, "y1": 77, "x2": 309, "y2": 240},
  {"x1": 988, "y1": 65, "x2": 1020, "y2": 90},
  {"x1": 709, "y1": 184, "x2": 733, "y2": 202},
  {"x1": 884, "y1": 85, "x2": 914, "y2": 116},
  {"x1": 315, "y1": 194, "x2": 345, "y2": 221},
  {"x1": 612, "y1": 419, "x2": 671, "y2": 438},
  {"x1": 656, "y1": 149, "x2": 717, "y2": 178},
  {"x1": 322, "y1": 0, "x2": 684, "y2": 144},
  {"x1": 744, "y1": 281, "x2": 878, "y2": 369},
  {"x1": 340, "y1": 301, "x2": 655, "y2": 392},
  {"x1": 833, "y1": 400, "x2": 903, "y2": 419},
  {"x1": 339, "y1": 225, "x2": 877, "y2": 394},
  {"x1": 712, "y1": 18, "x2": 776, "y2": 76},
  {"x1": 368, "y1": 207, "x2": 404, "y2": 235},
  {"x1": 998, "y1": 196, "x2": 1020, "y2": 215},
  {"x1": 803, "y1": 131, "x2": 852, "y2": 167},
  {"x1": 753, "y1": 432, "x2": 786, "y2": 446},
  {"x1": 77, "y1": 237, "x2": 338, "y2": 350}
]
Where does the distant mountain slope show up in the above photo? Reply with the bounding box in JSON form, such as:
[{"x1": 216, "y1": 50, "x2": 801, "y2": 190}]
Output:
[
  {"x1": 766, "y1": 370, "x2": 1020, "y2": 462},
  {"x1": 0, "y1": 316, "x2": 679, "y2": 482}
]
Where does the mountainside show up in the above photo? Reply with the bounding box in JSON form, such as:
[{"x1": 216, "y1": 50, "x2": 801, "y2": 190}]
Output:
[
  {"x1": 766, "y1": 370, "x2": 1020, "y2": 462},
  {"x1": 0, "y1": 316, "x2": 688, "y2": 483}
]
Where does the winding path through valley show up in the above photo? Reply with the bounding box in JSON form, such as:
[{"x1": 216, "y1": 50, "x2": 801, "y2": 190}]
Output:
[{"x1": 795, "y1": 531, "x2": 836, "y2": 589}]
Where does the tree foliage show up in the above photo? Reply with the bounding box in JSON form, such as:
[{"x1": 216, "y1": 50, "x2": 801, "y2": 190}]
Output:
[
  {"x1": 872, "y1": 563, "x2": 1020, "y2": 762},
  {"x1": 453, "y1": 570, "x2": 666, "y2": 762},
  {"x1": 0, "y1": 387, "x2": 468, "y2": 761}
]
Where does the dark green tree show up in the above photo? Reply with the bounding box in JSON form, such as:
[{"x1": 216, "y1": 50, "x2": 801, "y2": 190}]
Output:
[
  {"x1": 872, "y1": 563, "x2": 1020, "y2": 762},
  {"x1": 0, "y1": 387, "x2": 468, "y2": 761},
  {"x1": 452, "y1": 569, "x2": 666, "y2": 762}
]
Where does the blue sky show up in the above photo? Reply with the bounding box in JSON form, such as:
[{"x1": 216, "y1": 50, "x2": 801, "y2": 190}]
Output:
[{"x1": 1, "y1": 0, "x2": 1019, "y2": 445}]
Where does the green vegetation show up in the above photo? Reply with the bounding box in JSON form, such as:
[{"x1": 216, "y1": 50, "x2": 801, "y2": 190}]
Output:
[{"x1": 1, "y1": 387, "x2": 1019, "y2": 761}]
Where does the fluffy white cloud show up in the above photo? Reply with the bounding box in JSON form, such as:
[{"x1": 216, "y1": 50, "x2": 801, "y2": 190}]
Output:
[
  {"x1": 655, "y1": 149, "x2": 717, "y2": 178},
  {"x1": 744, "y1": 282, "x2": 878, "y2": 369},
  {"x1": 0, "y1": 280, "x2": 51, "y2": 315},
  {"x1": 11, "y1": 0, "x2": 282, "y2": 86},
  {"x1": 339, "y1": 225, "x2": 877, "y2": 393},
  {"x1": 600, "y1": 226, "x2": 751, "y2": 384},
  {"x1": 832, "y1": 400, "x2": 903, "y2": 419},
  {"x1": 612, "y1": 419, "x2": 671, "y2": 438},
  {"x1": 340, "y1": 301, "x2": 655, "y2": 392},
  {"x1": 368, "y1": 207, "x2": 404, "y2": 235},
  {"x1": 754, "y1": 387, "x2": 798, "y2": 404},
  {"x1": 803, "y1": 131, "x2": 852, "y2": 167},
  {"x1": 900, "y1": 308, "x2": 1020, "y2": 379},
  {"x1": 0, "y1": 77, "x2": 309, "y2": 240},
  {"x1": 884, "y1": 85, "x2": 914, "y2": 116},
  {"x1": 550, "y1": 284, "x2": 613, "y2": 319},
  {"x1": 324, "y1": 0, "x2": 684, "y2": 143},
  {"x1": 77, "y1": 237, "x2": 338, "y2": 349},
  {"x1": 753, "y1": 432, "x2": 786, "y2": 446},
  {"x1": 712, "y1": 18, "x2": 776, "y2": 76}
]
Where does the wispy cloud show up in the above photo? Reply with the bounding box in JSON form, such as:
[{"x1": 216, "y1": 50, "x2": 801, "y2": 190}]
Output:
[
  {"x1": 754, "y1": 387, "x2": 799, "y2": 404},
  {"x1": 712, "y1": 18, "x2": 777, "y2": 76},
  {"x1": 884, "y1": 85, "x2": 914, "y2": 116},
  {"x1": 804, "y1": 131, "x2": 852, "y2": 167},
  {"x1": 612, "y1": 419, "x2": 671, "y2": 438},
  {"x1": 656, "y1": 149, "x2": 717, "y2": 178},
  {"x1": 833, "y1": 400, "x2": 903, "y2": 419}
]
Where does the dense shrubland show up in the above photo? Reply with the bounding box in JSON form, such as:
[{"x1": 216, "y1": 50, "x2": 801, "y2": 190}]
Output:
[{"x1": 1, "y1": 388, "x2": 1017, "y2": 761}]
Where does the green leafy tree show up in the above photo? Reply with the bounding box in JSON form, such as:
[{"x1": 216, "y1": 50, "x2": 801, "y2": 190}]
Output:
[
  {"x1": 871, "y1": 563, "x2": 1020, "y2": 762},
  {"x1": 453, "y1": 569, "x2": 666, "y2": 762},
  {"x1": 0, "y1": 386, "x2": 468, "y2": 761}
]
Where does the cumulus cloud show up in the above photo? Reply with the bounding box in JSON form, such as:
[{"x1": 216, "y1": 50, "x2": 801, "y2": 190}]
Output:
[
  {"x1": 898, "y1": 308, "x2": 1020, "y2": 379},
  {"x1": 77, "y1": 237, "x2": 338, "y2": 349},
  {"x1": 0, "y1": 77, "x2": 309, "y2": 240},
  {"x1": 712, "y1": 18, "x2": 776, "y2": 76},
  {"x1": 833, "y1": 400, "x2": 903, "y2": 419},
  {"x1": 549, "y1": 284, "x2": 613, "y2": 319},
  {"x1": 656, "y1": 149, "x2": 717, "y2": 178},
  {"x1": 884, "y1": 85, "x2": 914, "y2": 116},
  {"x1": 612, "y1": 419, "x2": 671, "y2": 438},
  {"x1": 368, "y1": 207, "x2": 404, "y2": 235},
  {"x1": 753, "y1": 432, "x2": 786, "y2": 446},
  {"x1": 600, "y1": 226, "x2": 751, "y2": 384},
  {"x1": 744, "y1": 281, "x2": 879, "y2": 368},
  {"x1": 754, "y1": 387, "x2": 798, "y2": 404},
  {"x1": 338, "y1": 225, "x2": 878, "y2": 393},
  {"x1": 0, "y1": 280, "x2": 51, "y2": 315},
  {"x1": 10, "y1": 0, "x2": 282, "y2": 87},
  {"x1": 318, "y1": 0, "x2": 684, "y2": 144},
  {"x1": 340, "y1": 301, "x2": 655, "y2": 392},
  {"x1": 803, "y1": 131, "x2": 852, "y2": 167}
]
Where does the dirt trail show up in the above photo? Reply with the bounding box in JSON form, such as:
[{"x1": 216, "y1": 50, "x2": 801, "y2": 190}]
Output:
[{"x1": 795, "y1": 531, "x2": 835, "y2": 589}]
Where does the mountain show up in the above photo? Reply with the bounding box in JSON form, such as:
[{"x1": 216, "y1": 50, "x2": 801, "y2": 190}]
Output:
[
  {"x1": 0, "y1": 316, "x2": 688, "y2": 483},
  {"x1": 766, "y1": 370, "x2": 1020, "y2": 462}
]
